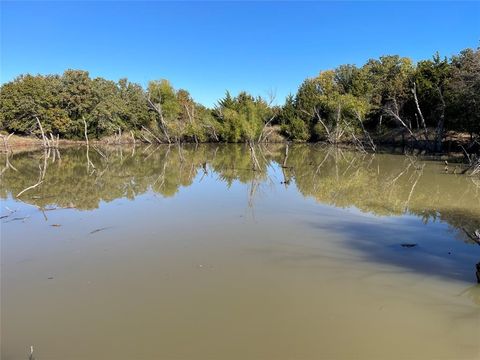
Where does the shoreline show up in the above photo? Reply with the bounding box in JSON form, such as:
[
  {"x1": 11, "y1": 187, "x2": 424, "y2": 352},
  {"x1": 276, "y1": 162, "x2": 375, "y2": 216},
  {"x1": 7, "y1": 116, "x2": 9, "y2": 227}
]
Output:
[
  {"x1": 1, "y1": 130, "x2": 476, "y2": 155},
  {"x1": 0, "y1": 136, "x2": 470, "y2": 165}
]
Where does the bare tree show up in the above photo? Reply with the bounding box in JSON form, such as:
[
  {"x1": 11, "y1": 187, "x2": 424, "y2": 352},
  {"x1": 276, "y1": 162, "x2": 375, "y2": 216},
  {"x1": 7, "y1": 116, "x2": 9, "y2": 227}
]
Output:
[
  {"x1": 257, "y1": 91, "x2": 278, "y2": 143},
  {"x1": 82, "y1": 117, "x2": 95, "y2": 170},
  {"x1": 248, "y1": 141, "x2": 261, "y2": 171},
  {"x1": 384, "y1": 98, "x2": 418, "y2": 141},
  {"x1": 354, "y1": 110, "x2": 376, "y2": 152},
  {"x1": 142, "y1": 125, "x2": 163, "y2": 144},
  {"x1": 0, "y1": 132, "x2": 14, "y2": 153},
  {"x1": 411, "y1": 82, "x2": 429, "y2": 141},
  {"x1": 146, "y1": 95, "x2": 171, "y2": 143},
  {"x1": 184, "y1": 103, "x2": 199, "y2": 144}
]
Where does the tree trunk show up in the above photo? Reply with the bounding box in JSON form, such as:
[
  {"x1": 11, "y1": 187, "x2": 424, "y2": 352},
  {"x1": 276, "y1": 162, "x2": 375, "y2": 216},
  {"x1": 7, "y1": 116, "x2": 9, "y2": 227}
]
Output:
[
  {"x1": 412, "y1": 82, "x2": 429, "y2": 141},
  {"x1": 435, "y1": 86, "x2": 446, "y2": 152}
]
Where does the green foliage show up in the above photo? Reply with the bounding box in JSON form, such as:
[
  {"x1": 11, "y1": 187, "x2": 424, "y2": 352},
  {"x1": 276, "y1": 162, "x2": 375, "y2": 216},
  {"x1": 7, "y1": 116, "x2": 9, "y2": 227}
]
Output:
[
  {"x1": 278, "y1": 95, "x2": 309, "y2": 141},
  {"x1": 1, "y1": 47, "x2": 479, "y2": 142},
  {"x1": 280, "y1": 47, "x2": 480, "y2": 142},
  {"x1": 445, "y1": 48, "x2": 480, "y2": 134},
  {"x1": 146, "y1": 79, "x2": 222, "y2": 142},
  {"x1": 414, "y1": 53, "x2": 450, "y2": 128},
  {"x1": 214, "y1": 91, "x2": 273, "y2": 142},
  {"x1": 0, "y1": 74, "x2": 63, "y2": 135},
  {"x1": 282, "y1": 70, "x2": 371, "y2": 141},
  {"x1": 0, "y1": 70, "x2": 152, "y2": 139}
]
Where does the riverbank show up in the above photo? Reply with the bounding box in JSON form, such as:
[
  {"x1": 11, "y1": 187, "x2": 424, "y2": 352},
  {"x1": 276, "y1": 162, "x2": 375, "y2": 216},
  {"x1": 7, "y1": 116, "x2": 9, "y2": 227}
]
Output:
[
  {"x1": 0, "y1": 133, "x2": 138, "y2": 152},
  {"x1": 1, "y1": 128, "x2": 478, "y2": 157}
]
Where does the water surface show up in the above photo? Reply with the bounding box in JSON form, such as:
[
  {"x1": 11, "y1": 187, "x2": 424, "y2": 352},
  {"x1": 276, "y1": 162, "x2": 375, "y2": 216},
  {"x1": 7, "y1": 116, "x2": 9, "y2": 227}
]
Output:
[{"x1": 1, "y1": 144, "x2": 480, "y2": 359}]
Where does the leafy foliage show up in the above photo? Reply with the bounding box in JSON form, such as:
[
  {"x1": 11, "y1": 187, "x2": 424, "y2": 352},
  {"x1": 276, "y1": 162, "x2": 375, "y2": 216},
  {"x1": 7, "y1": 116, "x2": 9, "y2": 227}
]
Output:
[
  {"x1": 1, "y1": 47, "x2": 479, "y2": 143},
  {"x1": 280, "y1": 47, "x2": 480, "y2": 143},
  {"x1": 214, "y1": 91, "x2": 274, "y2": 142}
]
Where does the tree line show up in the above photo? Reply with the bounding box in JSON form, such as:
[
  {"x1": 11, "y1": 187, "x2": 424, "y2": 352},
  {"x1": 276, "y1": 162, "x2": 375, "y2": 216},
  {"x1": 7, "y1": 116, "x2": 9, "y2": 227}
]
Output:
[{"x1": 1, "y1": 47, "x2": 478, "y2": 149}]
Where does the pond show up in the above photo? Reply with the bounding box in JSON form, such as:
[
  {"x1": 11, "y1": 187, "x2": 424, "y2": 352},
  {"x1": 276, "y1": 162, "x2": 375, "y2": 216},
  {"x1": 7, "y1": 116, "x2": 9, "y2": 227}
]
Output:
[{"x1": 1, "y1": 144, "x2": 479, "y2": 360}]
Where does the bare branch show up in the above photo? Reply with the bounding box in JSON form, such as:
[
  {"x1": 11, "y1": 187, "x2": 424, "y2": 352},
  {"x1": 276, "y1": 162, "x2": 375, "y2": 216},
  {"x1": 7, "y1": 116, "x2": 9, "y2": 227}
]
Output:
[
  {"x1": 142, "y1": 125, "x2": 163, "y2": 144},
  {"x1": 35, "y1": 116, "x2": 49, "y2": 148},
  {"x1": 146, "y1": 96, "x2": 171, "y2": 143}
]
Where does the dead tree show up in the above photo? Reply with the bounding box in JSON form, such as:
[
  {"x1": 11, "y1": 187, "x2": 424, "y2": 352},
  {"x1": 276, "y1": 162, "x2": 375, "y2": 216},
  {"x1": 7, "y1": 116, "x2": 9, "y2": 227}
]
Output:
[
  {"x1": 248, "y1": 141, "x2": 261, "y2": 171},
  {"x1": 403, "y1": 163, "x2": 425, "y2": 211},
  {"x1": 465, "y1": 157, "x2": 480, "y2": 176},
  {"x1": 36, "y1": 116, "x2": 48, "y2": 148},
  {"x1": 82, "y1": 117, "x2": 95, "y2": 170},
  {"x1": 208, "y1": 124, "x2": 220, "y2": 142},
  {"x1": 257, "y1": 115, "x2": 276, "y2": 143},
  {"x1": 0, "y1": 132, "x2": 14, "y2": 153},
  {"x1": 16, "y1": 150, "x2": 50, "y2": 197},
  {"x1": 343, "y1": 119, "x2": 367, "y2": 154},
  {"x1": 130, "y1": 130, "x2": 136, "y2": 146},
  {"x1": 34, "y1": 117, "x2": 59, "y2": 149},
  {"x1": 333, "y1": 105, "x2": 346, "y2": 144},
  {"x1": 354, "y1": 110, "x2": 376, "y2": 152},
  {"x1": 177, "y1": 142, "x2": 185, "y2": 163},
  {"x1": 460, "y1": 150, "x2": 480, "y2": 176},
  {"x1": 146, "y1": 96, "x2": 171, "y2": 143},
  {"x1": 301, "y1": 108, "x2": 332, "y2": 144},
  {"x1": 184, "y1": 103, "x2": 199, "y2": 144},
  {"x1": 282, "y1": 143, "x2": 289, "y2": 168},
  {"x1": 384, "y1": 98, "x2": 418, "y2": 141},
  {"x1": 0, "y1": 152, "x2": 18, "y2": 176},
  {"x1": 411, "y1": 82, "x2": 429, "y2": 141},
  {"x1": 258, "y1": 90, "x2": 278, "y2": 143},
  {"x1": 141, "y1": 125, "x2": 163, "y2": 144},
  {"x1": 140, "y1": 132, "x2": 152, "y2": 144}
]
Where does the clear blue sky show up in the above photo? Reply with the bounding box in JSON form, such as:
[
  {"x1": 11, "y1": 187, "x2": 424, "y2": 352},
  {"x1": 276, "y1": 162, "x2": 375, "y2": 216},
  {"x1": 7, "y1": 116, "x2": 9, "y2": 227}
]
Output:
[{"x1": 1, "y1": 1, "x2": 479, "y2": 107}]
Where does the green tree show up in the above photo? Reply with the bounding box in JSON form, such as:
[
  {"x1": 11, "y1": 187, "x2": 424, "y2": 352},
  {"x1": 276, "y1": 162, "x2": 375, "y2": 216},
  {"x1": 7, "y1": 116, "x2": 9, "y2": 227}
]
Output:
[
  {"x1": 0, "y1": 74, "x2": 67, "y2": 136},
  {"x1": 214, "y1": 91, "x2": 273, "y2": 142},
  {"x1": 446, "y1": 48, "x2": 480, "y2": 136}
]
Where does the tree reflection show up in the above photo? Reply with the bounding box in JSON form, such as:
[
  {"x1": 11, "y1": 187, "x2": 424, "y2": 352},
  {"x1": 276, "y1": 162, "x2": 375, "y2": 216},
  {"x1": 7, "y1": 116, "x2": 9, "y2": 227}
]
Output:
[
  {"x1": 1, "y1": 144, "x2": 479, "y2": 239},
  {"x1": 2, "y1": 144, "x2": 480, "y2": 286}
]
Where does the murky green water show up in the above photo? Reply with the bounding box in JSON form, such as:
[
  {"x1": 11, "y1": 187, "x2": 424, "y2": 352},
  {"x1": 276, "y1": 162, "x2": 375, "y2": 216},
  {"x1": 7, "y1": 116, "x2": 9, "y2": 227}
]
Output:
[{"x1": 1, "y1": 144, "x2": 479, "y2": 360}]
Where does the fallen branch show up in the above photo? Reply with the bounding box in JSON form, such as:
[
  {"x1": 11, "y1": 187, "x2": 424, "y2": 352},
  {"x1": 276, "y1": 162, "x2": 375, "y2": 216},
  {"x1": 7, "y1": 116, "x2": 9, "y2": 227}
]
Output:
[{"x1": 142, "y1": 126, "x2": 163, "y2": 144}]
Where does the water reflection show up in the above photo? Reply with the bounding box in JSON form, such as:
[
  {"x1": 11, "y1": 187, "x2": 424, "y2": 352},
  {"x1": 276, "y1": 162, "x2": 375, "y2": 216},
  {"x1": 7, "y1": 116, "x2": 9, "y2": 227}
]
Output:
[
  {"x1": 1, "y1": 144, "x2": 480, "y2": 284},
  {"x1": 2, "y1": 144, "x2": 480, "y2": 359},
  {"x1": 2, "y1": 145, "x2": 479, "y2": 228}
]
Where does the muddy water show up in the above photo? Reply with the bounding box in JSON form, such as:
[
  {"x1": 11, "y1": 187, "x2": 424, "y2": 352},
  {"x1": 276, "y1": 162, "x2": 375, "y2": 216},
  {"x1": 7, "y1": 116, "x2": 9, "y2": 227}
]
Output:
[{"x1": 1, "y1": 144, "x2": 479, "y2": 360}]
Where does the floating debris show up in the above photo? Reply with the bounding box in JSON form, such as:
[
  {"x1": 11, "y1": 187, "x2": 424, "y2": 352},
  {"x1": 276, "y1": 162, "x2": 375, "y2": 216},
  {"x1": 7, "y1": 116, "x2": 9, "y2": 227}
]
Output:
[
  {"x1": 400, "y1": 243, "x2": 417, "y2": 248},
  {"x1": 5, "y1": 216, "x2": 30, "y2": 223},
  {"x1": 50, "y1": 224, "x2": 62, "y2": 227},
  {"x1": 89, "y1": 227, "x2": 112, "y2": 234}
]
